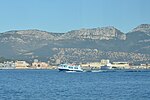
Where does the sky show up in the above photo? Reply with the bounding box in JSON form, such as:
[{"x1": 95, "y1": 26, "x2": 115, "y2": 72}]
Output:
[{"x1": 0, "y1": 0, "x2": 150, "y2": 33}]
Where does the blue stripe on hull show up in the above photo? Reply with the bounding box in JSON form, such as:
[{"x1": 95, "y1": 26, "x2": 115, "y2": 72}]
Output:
[
  {"x1": 58, "y1": 69, "x2": 70, "y2": 71},
  {"x1": 58, "y1": 69, "x2": 83, "y2": 72}
]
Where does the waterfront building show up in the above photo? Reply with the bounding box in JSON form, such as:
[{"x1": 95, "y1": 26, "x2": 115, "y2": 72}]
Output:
[
  {"x1": 81, "y1": 61, "x2": 103, "y2": 70},
  {"x1": 81, "y1": 62, "x2": 101, "y2": 69},
  {"x1": 111, "y1": 62, "x2": 130, "y2": 69},
  {"x1": 0, "y1": 61, "x2": 15, "y2": 69},
  {"x1": 32, "y1": 60, "x2": 48, "y2": 69},
  {"x1": 140, "y1": 64, "x2": 150, "y2": 69},
  {"x1": 100, "y1": 59, "x2": 110, "y2": 65},
  {"x1": 15, "y1": 61, "x2": 30, "y2": 69},
  {"x1": 81, "y1": 59, "x2": 111, "y2": 70}
]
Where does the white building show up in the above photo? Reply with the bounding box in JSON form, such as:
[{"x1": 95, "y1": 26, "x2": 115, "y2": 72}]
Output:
[
  {"x1": 0, "y1": 61, "x2": 15, "y2": 69},
  {"x1": 15, "y1": 61, "x2": 30, "y2": 69},
  {"x1": 112, "y1": 62, "x2": 130, "y2": 69}
]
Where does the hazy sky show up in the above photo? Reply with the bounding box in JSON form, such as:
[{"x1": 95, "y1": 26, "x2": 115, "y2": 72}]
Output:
[{"x1": 0, "y1": 0, "x2": 150, "y2": 33}]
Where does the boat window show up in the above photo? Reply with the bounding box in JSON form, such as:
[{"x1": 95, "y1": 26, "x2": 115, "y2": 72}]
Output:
[
  {"x1": 64, "y1": 65, "x2": 67, "y2": 67},
  {"x1": 68, "y1": 66, "x2": 73, "y2": 69},
  {"x1": 74, "y1": 67, "x2": 78, "y2": 69}
]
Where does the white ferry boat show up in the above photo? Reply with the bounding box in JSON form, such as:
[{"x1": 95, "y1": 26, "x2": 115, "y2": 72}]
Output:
[{"x1": 58, "y1": 64, "x2": 83, "y2": 72}]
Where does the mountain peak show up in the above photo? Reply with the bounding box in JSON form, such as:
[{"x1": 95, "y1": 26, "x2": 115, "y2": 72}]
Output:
[
  {"x1": 132, "y1": 24, "x2": 150, "y2": 33},
  {"x1": 100, "y1": 26, "x2": 116, "y2": 29},
  {"x1": 138, "y1": 24, "x2": 150, "y2": 27},
  {"x1": 63, "y1": 26, "x2": 126, "y2": 40}
]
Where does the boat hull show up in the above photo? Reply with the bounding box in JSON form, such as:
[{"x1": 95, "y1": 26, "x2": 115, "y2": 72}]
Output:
[{"x1": 58, "y1": 68, "x2": 83, "y2": 72}]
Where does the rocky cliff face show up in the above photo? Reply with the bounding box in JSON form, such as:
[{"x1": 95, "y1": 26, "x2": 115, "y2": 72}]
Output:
[
  {"x1": 132, "y1": 24, "x2": 150, "y2": 33},
  {"x1": 61, "y1": 26, "x2": 126, "y2": 40}
]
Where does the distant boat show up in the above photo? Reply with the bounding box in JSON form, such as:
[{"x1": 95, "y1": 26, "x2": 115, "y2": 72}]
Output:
[
  {"x1": 101, "y1": 63, "x2": 112, "y2": 70},
  {"x1": 58, "y1": 64, "x2": 83, "y2": 72}
]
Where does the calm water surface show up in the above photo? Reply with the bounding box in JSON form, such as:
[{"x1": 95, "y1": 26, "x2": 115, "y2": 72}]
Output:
[{"x1": 0, "y1": 70, "x2": 150, "y2": 100}]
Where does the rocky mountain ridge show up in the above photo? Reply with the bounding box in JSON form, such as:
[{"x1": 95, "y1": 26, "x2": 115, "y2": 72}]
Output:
[
  {"x1": 61, "y1": 26, "x2": 126, "y2": 40},
  {"x1": 132, "y1": 24, "x2": 150, "y2": 33},
  {"x1": 0, "y1": 24, "x2": 150, "y2": 64}
]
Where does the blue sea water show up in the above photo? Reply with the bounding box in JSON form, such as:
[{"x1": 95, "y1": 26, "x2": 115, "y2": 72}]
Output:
[{"x1": 0, "y1": 70, "x2": 150, "y2": 100}]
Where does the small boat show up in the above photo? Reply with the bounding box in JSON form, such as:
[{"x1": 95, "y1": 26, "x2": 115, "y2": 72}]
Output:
[
  {"x1": 100, "y1": 63, "x2": 112, "y2": 70},
  {"x1": 58, "y1": 64, "x2": 83, "y2": 72}
]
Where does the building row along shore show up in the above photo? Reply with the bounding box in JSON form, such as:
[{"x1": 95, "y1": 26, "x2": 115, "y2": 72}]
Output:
[
  {"x1": 0, "y1": 59, "x2": 150, "y2": 70},
  {"x1": 0, "y1": 59, "x2": 57, "y2": 69},
  {"x1": 81, "y1": 59, "x2": 150, "y2": 70}
]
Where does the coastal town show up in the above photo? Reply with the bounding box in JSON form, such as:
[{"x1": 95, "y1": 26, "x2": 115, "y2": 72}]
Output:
[{"x1": 0, "y1": 59, "x2": 150, "y2": 70}]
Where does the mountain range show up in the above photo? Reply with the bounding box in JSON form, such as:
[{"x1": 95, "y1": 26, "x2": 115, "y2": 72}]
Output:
[{"x1": 0, "y1": 24, "x2": 150, "y2": 64}]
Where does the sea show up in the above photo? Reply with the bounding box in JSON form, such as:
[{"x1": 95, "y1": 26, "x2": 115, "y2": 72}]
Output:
[{"x1": 0, "y1": 70, "x2": 150, "y2": 100}]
